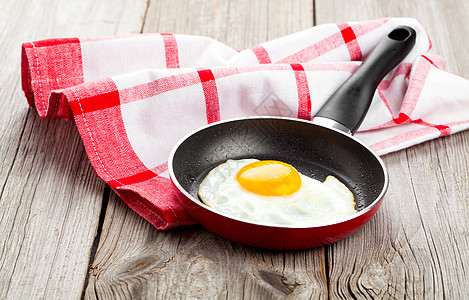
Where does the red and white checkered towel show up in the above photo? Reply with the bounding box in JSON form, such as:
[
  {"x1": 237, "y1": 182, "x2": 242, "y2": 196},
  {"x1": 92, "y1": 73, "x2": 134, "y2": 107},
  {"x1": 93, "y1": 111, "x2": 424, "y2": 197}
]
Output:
[{"x1": 22, "y1": 18, "x2": 469, "y2": 229}]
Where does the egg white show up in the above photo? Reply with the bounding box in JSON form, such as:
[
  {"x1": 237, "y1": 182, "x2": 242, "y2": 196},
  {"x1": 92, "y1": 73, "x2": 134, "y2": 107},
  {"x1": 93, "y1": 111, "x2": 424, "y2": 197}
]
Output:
[{"x1": 198, "y1": 159, "x2": 356, "y2": 226}]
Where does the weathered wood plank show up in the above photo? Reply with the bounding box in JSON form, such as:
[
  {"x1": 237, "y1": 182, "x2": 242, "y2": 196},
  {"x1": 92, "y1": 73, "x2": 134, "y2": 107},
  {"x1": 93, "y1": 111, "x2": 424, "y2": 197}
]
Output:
[
  {"x1": 85, "y1": 194, "x2": 329, "y2": 299},
  {"x1": 143, "y1": 0, "x2": 313, "y2": 50},
  {"x1": 2, "y1": 0, "x2": 466, "y2": 299},
  {"x1": 84, "y1": 0, "x2": 328, "y2": 299},
  {"x1": 0, "y1": 0, "x2": 148, "y2": 298},
  {"x1": 316, "y1": 0, "x2": 469, "y2": 298}
]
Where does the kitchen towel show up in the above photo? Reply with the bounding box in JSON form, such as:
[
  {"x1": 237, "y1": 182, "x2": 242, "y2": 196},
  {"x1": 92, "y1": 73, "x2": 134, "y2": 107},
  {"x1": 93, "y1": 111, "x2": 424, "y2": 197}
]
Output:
[{"x1": 22, "y1": 18, "x2": 469, "y2": 229}]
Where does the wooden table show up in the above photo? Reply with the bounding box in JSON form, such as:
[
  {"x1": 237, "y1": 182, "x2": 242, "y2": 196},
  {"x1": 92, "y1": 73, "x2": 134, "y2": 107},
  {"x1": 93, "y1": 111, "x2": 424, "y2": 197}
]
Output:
[{"x1": 1, "y1": 0, "x2": 468, "y2": 299}]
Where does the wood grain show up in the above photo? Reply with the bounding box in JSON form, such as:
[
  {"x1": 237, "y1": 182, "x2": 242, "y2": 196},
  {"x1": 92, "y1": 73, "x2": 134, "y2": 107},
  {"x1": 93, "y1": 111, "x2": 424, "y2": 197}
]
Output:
[
  {"x1": 84, "y1": 193, "x2": 329, "y2": 299},
  {"x1": 83, "y1": 0, "x2": 326, "y2": 299},
  {"x1": 1, "y1": 0, "x2": 468, "y2": 299},
  {"x1": 0, "y1": 0, "x2": 147, "y2": 298},
  {"x1": 316, "y1": 1, "x2": 469, "y2": 298},
  {"x1": 144, "y1": 0, "x2": 313, "y2": 50}
]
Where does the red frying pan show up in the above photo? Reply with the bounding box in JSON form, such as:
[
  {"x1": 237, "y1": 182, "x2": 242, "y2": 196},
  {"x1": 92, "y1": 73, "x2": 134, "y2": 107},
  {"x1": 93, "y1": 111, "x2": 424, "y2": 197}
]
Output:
[{"x1": 169, "y1": 26, "x2": 416, "y2": 250}]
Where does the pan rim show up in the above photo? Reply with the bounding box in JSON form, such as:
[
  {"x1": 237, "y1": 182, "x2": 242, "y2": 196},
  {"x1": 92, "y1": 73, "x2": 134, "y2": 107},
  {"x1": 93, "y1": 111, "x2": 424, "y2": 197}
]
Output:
[{"x1": 168, "y1": 116, "x2": 389, "y2": 229}]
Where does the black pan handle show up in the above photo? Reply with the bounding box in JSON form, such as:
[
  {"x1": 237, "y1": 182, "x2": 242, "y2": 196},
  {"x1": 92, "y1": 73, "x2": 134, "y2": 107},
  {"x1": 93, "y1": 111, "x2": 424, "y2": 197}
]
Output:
[{"x1": 314, "y1": 26, "x2": 416, "y2": 135}]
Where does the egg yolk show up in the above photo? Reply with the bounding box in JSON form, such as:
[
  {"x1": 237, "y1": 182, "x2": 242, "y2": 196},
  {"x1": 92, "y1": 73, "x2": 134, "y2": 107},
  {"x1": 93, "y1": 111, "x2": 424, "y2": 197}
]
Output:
[{"x1": 236, "y1": 160, "x2": 302, "y2": 196}]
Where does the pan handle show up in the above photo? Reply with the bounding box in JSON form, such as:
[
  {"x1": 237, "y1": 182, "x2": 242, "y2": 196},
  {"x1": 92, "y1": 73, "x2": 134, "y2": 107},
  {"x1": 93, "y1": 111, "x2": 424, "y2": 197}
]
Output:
[{"x1": 314, "y1": 26, "x2": 416, "y2": 135}]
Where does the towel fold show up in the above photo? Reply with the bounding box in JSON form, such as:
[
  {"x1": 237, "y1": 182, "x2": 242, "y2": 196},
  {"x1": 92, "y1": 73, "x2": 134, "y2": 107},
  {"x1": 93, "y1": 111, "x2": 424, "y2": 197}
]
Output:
[{"x1": 21, "y1": 18, "x2": 469, "y2": 229}]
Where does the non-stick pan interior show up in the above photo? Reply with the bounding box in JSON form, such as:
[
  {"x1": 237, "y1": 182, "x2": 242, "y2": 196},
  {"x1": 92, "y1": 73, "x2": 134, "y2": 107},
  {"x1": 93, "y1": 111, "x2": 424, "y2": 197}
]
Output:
[{"x1": 171, "y1": 118, "x2": 387, "y2": 212}]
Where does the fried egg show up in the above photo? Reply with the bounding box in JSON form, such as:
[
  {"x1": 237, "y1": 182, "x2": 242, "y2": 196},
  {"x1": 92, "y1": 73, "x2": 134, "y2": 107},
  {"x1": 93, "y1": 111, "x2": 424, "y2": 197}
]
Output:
[{"x1": 197, "y1": 159, "x2": 356, "y2": 226}]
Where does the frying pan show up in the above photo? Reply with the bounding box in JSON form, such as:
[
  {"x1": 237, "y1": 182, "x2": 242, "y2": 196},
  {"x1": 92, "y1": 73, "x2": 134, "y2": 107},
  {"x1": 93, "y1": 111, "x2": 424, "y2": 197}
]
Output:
[{"x1": 168, "y1": 26, "x2": 416, "y2": 250}]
